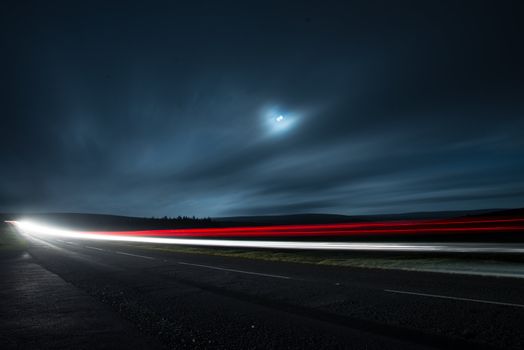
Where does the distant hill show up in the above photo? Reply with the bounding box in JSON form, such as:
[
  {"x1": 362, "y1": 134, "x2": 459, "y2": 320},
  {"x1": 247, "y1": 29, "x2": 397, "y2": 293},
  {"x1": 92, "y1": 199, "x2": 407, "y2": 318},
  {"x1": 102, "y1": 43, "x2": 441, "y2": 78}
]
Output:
[
  {"x1": 215, "y1": 208, "x2": 517, "y2": 225},
  {"x1": 1, "y1": 208, "x2": 522, "y2": 231},
  {"x1": 0, "y1": 213, "x2": 221, "y2": 231},
  {"x1": 215, "y1": 213, "x2": 364, "y2": 225}
]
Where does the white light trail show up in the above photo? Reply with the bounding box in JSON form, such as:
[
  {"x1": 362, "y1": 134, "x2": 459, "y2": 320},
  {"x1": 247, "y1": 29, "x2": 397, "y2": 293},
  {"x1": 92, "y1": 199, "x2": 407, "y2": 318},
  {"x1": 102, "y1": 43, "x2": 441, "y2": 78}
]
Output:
[{"x1": 6, "y1": 220, "x2": 524, "y2": 253}]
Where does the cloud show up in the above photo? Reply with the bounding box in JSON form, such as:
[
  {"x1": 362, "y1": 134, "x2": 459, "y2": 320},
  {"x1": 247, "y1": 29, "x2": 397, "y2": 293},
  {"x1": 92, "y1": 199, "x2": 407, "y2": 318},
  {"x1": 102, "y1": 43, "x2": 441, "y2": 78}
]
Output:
[{"x1": 1, "y1": 0, "x2": 523, "y2": 216}]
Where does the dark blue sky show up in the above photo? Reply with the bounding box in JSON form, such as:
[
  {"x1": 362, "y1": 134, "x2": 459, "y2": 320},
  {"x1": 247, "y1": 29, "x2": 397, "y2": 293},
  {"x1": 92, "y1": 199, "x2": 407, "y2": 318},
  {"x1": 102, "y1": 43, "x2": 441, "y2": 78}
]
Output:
[{"x1": 1, "y1": 0, "x2": 523, "y2": 217}]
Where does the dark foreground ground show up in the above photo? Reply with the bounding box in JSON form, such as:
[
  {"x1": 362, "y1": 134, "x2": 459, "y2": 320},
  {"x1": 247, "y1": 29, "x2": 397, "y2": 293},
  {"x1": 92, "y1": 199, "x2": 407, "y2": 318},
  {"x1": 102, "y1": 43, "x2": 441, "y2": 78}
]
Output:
[{"x1": 2, "y1": 232, "x2": 524, "y2": 349}]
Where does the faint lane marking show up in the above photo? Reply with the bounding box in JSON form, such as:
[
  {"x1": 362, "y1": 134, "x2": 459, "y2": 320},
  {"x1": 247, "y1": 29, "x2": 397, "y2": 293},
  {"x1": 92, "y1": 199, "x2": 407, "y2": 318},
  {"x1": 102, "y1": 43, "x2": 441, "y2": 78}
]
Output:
[
  {"x1": 384, "y1": 289, "x2": 524, "y2": 308},
  {"x1": 116, "y1": 251, "x2": 156, "y2": 260},
  {"x1": 85, "y1": 246, "x2": 105, "y2": 251},
  {"x1": 178, "y1": 261, "x2": 290, "y2": 279}
]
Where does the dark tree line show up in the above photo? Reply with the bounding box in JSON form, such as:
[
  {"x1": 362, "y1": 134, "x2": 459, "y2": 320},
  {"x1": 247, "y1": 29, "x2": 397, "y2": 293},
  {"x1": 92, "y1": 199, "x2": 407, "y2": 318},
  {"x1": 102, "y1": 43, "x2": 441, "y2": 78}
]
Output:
[{"x1": 148, "y1": 215, "x2": 213, "y2": 223}]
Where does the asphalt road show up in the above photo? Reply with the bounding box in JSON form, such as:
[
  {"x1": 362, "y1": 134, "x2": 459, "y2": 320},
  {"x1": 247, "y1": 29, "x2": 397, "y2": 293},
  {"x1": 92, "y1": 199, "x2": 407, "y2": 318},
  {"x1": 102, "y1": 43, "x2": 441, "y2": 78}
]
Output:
[{"x1": 9, "y1": 234, "x2": 524, "y2": 349}]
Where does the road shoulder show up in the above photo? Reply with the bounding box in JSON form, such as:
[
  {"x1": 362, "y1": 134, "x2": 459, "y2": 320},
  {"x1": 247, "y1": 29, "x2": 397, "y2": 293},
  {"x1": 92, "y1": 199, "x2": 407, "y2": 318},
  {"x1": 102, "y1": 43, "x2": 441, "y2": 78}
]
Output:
[{"x1": 0, "y1": 252, "x2": 163, "y2": 350}]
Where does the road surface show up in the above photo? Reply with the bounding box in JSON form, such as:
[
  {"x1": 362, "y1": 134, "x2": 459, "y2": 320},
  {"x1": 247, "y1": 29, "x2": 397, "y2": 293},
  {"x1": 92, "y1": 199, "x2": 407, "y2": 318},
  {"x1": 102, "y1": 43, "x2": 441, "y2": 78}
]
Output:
[{"x1": 4, "y1": 234, "x2": 524, "y2": 349}]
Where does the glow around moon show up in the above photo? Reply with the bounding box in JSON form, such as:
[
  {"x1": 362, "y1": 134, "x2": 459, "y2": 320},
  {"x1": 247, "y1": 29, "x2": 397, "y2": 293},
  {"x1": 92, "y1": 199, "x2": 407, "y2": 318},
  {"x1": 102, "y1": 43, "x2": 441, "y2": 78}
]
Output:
[{"x1": 261, "y1": 108, "x2": 298, "y2": 137}]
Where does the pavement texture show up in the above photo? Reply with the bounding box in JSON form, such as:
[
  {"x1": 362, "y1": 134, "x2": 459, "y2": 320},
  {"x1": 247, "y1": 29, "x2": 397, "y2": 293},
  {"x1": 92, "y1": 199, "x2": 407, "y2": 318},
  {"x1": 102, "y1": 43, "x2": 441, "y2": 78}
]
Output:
[
  {"x1": 2, "y1": 234, "x2": 524, "y2": 349},
  {"x1": 0, "y1": 251, "x2": 163, "y2": 350}
]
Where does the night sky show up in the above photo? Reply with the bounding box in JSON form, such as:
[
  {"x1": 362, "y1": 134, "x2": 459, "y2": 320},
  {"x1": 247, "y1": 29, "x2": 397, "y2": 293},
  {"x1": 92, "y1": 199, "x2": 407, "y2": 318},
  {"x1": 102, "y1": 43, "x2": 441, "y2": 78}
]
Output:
[{"x1": 1, "y1": 1, "x2": 523, "y2": 217}]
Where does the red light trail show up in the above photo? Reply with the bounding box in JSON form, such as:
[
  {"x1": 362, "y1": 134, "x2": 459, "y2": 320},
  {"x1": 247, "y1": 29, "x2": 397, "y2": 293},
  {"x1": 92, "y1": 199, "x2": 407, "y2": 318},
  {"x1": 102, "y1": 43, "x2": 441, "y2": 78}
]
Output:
[
  {"x1": 7, "y1": 217, "x2": 524, "y2": 253},
  {"x1": 65, "y1": 217, "x2": 524, "y2": 238}
]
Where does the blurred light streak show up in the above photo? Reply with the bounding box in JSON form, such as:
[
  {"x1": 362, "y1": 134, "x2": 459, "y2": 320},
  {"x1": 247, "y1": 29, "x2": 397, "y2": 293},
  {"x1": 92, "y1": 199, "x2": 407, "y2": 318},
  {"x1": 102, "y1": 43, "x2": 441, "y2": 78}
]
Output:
[
  {"x1": 6, "y1": 219, "x2": 524, "y2": 253},
  {"x1": 8, "y1": 217, "x2": 523, "y2": 238}
]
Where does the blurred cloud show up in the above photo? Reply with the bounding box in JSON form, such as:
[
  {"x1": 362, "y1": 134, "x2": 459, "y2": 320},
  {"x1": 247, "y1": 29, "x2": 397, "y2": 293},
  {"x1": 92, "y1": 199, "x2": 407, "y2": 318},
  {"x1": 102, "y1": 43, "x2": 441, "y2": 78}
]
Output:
[{"x1": 1, "y1": 0, "x2": 523, "y2": 216}]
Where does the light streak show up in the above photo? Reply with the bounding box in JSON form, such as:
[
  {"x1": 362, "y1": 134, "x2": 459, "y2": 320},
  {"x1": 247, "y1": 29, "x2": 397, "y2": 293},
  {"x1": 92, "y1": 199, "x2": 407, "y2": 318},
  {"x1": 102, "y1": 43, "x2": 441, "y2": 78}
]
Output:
[
  {"x1": 8, "y1": 217, "x2": 522, "y2": 238},
  {"x1": 6, "y1": 220, "x2": 524, "y2": 253}
]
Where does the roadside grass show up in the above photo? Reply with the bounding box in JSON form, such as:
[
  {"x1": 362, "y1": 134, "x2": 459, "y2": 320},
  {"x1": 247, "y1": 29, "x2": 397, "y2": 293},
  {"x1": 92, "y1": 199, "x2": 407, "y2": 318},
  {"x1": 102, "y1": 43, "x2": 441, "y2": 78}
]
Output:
[
  {"x1": 127, "y1": 243, "x2": 524, "y2": 277},
  {"x1": 0, "y1": 224, "x2": 26, "y2": 252}
]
